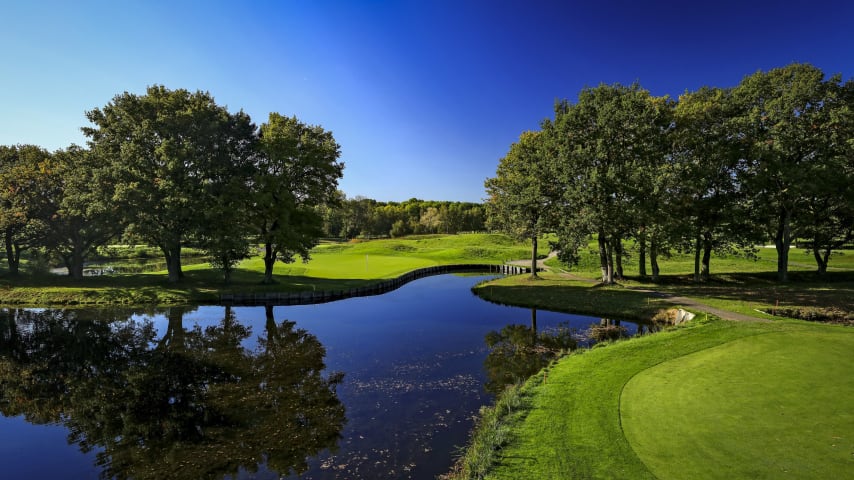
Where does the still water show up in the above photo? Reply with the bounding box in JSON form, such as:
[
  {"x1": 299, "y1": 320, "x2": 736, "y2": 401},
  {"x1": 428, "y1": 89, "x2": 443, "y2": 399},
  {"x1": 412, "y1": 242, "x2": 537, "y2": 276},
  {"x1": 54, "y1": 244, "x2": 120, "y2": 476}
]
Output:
[{"x1": 0, "y1": 274, "x2": 643, "y2": 479}]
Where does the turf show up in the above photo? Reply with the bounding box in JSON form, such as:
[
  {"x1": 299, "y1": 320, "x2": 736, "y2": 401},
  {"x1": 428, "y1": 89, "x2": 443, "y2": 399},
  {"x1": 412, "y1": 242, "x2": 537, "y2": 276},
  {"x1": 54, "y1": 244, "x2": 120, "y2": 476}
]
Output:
[
  {"x1": 0, "y1": 234, "x2": 546, "y2": 305},
  {"x1": 621, "y1": 329, "x2": 854, "y2": 479},
  {"x1": 480, "y1": 319, "x2": 854, "y2": 479}
]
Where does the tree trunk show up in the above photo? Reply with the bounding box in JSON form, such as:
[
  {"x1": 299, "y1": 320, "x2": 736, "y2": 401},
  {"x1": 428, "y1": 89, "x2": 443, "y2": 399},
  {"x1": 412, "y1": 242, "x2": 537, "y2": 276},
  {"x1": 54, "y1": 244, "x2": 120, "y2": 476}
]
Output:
[
  {"x1": 530, "y1": 235, "x2": 538, "y2": 279},
  {"x1": 69, "y1": 237, "x2": 85, "y2": 280},
  {"x1": 614, "y1": 236, "x2": 624, "y2": 280},
  {"x1": 158, "y1": 307, "x2": 187, "y2": 351},
  {"x1": 161, "y1": 243, "x2": 183, "y2": 283},
  {"x1": 775, "y1": 208, "x2": 792, "y2": 282},
  {"x1": 638, "y1": 230, "x2": 647, "y2": 278},
  {"x1": 5, "y1": 229, "x2": 19, "y2": 276},
  {"x1": 650, "y1": 238, "x2": 660, "y2": 282},
  {"x1": 813, "y1": 245, "x2": 829, "y2": 275},
  {"x1": 599, "y1": 231, "x2": 614, "y2": 284},
  {"x1": 263, "y1": 242, "x2": 277, "y2": 284},
  {"x1": 693, "y1": 233, "x2": 702, "y2": 283},
  {"x1": 700, "y1": 233, "x2": 712, "y2": 282},
  {"x1": 598, "y1": 233, "x2": 610, "y2": 283}
]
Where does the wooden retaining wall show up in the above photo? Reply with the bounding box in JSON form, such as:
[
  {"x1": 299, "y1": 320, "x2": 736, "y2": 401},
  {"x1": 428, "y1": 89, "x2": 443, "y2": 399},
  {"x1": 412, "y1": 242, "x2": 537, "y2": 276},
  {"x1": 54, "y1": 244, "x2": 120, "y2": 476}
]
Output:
[{"x1": 219, "y1": 264, "x2": 530, "y2": 306}]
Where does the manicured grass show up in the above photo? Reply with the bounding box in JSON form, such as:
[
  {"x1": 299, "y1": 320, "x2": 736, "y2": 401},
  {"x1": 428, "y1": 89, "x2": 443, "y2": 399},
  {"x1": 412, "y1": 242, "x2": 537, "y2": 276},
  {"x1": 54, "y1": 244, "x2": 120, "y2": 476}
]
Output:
[
  {"x1": 456, "y1": 265, "x2": 853, "y2": 480},
  {"x1": 462, "y1": 319, "x2": 853, "y2": 479},
  {"x1": 546, "y1": 240, "x2": 854, "y2": 279},
  {"x1": 622, "y1": 329, "x2": 854, "y2": 479},
  {"x1": 473, "y1": 272, "x2": 672, "y2": 322},
  {"x1": 0, "y1": 234, "x2": 546, "y2": 305},
  {"x1": 543, "y1": 241, "x2": 854, "y2": 319}
]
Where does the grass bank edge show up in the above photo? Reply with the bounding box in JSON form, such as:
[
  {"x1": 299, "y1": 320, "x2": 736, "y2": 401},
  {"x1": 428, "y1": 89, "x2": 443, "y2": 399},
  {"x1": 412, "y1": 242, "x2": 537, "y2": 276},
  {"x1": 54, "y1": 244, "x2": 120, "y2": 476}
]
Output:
[
  {"x1": 445, "y1": 316, "x2": 849, "y2": 479},
  {"x1": 0, "y1": 234, "x2": 540, "y2": 306}
]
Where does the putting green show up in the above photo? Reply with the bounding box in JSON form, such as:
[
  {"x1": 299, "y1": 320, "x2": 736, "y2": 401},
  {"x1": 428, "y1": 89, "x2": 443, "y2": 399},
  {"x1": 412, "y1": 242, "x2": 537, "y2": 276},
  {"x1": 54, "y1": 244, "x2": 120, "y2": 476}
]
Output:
[{"x1": 621, "y1": 329, "x2": 854, "y2": 479}]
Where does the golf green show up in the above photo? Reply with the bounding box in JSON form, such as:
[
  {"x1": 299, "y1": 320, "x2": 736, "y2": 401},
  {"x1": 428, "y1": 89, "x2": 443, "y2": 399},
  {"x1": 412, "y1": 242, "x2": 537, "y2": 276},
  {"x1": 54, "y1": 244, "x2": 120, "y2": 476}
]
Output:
[{"x1": 621, "y1": 329, "x2": 854, "y2": 479}]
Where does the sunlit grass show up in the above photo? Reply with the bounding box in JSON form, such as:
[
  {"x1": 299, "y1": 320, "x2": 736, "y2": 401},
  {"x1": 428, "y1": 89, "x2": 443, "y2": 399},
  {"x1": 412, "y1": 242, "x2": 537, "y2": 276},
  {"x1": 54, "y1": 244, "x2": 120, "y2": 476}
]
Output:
[
  {"x1": 0, "y1": 234, "x2": 543, "y2": 305},
  {"x1": 622, "y1": 327, "x2": 854, "y2": 479},
  {"x1": 453, "y1": 319, "x2": 854, "y2": 479}
]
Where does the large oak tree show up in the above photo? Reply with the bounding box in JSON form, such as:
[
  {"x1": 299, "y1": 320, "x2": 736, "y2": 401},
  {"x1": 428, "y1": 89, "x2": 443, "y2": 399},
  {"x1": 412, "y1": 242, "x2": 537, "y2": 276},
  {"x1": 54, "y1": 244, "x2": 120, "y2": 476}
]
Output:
[{"x1": 83, "y1": 86, "x2": 255, "y2": 283}]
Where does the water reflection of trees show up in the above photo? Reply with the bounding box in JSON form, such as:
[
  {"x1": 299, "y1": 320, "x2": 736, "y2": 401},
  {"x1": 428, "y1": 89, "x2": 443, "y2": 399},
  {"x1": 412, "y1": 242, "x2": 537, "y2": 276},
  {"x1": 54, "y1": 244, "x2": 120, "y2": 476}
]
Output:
[
  {"x1": 0, "y1": 306, "x2": 345, "y2": 480},
  {"x1": 483, "y1": 309, "x2": 577, "y2": 395}
]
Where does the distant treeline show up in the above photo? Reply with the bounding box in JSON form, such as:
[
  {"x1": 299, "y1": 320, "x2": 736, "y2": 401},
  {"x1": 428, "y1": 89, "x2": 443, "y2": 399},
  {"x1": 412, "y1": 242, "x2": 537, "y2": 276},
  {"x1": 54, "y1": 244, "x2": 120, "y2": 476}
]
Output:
[{"x1": 320, "y1": 196, "x2": 486, "y2": 239}]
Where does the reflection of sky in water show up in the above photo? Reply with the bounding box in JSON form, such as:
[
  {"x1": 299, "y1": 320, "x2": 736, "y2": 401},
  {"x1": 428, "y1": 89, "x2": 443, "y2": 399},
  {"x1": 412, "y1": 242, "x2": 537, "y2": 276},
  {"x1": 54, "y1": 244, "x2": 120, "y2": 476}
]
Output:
[
  {"x1": 2, "y1": 274, "x2": 640, "y2": 480},
  {"x1": 0, "y1": 415, "x2": 102, "y2": 479}
]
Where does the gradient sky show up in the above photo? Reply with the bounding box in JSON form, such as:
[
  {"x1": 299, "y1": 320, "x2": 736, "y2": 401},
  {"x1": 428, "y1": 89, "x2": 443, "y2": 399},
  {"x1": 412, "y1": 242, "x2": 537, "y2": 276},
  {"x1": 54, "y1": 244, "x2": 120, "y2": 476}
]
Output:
[{"x1": 2, "y1": 0, "x2": 852, "y2": 202}]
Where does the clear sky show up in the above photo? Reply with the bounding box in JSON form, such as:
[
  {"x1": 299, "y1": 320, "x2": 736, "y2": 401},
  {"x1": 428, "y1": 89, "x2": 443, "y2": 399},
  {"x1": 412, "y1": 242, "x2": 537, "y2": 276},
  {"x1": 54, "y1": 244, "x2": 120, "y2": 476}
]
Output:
[{"x1": 2, "y1": 0, "x2": 852, "y2": 202}]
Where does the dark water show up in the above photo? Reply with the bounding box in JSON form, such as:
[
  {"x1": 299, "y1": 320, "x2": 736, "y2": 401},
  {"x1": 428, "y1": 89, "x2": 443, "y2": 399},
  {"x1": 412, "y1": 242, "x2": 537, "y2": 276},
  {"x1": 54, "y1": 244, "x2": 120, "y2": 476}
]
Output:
[{"x1": 0, "y1": 274, "x2": 643, "y2": 479}]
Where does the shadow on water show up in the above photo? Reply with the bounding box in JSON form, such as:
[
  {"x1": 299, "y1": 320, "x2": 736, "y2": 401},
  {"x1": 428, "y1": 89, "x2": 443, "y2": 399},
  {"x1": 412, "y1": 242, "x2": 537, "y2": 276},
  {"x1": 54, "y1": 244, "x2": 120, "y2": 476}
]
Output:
[{"x1": 0, "y1": 307, "x2": 346, "y2": 480}]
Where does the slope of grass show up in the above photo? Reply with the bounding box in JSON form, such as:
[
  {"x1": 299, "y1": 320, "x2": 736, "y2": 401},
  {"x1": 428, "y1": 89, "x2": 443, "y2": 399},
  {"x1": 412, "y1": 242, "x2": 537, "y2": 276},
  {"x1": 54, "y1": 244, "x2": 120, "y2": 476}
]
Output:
[
  {"x1": 450, "y1": 318, "x2": 853, "y2": 479},
  {"x1": 472, "y1": 272, "x2": 671, "y2": 322},
  {"x1": 542, "y1": 241, "x2": 854, "y2": 319}
]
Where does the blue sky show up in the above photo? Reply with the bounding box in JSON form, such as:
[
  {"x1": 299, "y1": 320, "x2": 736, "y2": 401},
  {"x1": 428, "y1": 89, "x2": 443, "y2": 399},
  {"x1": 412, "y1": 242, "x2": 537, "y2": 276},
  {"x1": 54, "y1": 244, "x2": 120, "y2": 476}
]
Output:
[{"x1": 2, "y1": 0, "x2": 852, "y2": 202}]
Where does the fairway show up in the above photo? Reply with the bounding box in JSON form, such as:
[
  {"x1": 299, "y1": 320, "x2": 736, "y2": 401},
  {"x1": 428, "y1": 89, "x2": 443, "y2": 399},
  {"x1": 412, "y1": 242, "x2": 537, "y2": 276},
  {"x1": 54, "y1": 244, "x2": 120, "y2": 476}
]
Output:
[{"x1": 621, "y1": 329, "x2": 854, "y2": 479}]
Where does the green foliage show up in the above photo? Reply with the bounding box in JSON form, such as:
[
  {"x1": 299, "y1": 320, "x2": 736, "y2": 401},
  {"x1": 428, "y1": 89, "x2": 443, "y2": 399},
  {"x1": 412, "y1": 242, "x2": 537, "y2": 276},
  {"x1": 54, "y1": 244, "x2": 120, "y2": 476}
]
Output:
[
  {"x1": 322, "y1": 196, "x2": 486, "y2": 239},
  {"x1": 253, "y1": 113, "x2": 343, "y2": 283},
  {"x1": 732, "y1": 64, "x2": 853, "y2": 281},
  {"x1": 487, "y1": 63, "x2": 853, "y2": 284},
  {"x1": 0, "y1": 144, "x2": 54, "y2": 275},
  {"x1": 83, "y1": 85, "x2": 256, "y2": 283},
  {"x1": 549, "y1": 83, "x2": 673, "y2": 283},
  {"x1": 485, "y1": 130, "x2": 559, "y2": 277}
]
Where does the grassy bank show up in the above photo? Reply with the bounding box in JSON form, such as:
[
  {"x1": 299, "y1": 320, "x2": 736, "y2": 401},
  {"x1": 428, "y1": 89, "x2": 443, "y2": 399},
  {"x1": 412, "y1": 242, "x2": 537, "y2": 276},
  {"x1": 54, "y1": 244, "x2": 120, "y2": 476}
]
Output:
[
  {"x1": 449, "y1": 317, "x2": 854, "y2": 479},
  {"x1": 0, "y1": 234, "x2": 544, "y2": 306},
  {"x1": 455, "y1": 261, "x2": 853, "y2": 479}
]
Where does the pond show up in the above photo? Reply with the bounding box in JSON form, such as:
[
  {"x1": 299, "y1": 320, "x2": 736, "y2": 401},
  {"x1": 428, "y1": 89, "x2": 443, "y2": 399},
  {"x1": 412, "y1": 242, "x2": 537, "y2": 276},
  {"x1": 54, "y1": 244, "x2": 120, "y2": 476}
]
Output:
[{"x1": 0, "y1": 274, "x2": 646, "y2": 479}]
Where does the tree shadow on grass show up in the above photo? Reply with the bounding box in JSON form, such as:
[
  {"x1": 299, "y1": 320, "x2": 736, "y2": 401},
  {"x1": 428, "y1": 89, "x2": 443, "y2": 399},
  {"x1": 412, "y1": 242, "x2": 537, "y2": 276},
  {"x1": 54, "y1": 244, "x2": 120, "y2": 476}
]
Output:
[
  {"x1": 474, "y1": 282, "x2": 666, "y2": 323},
  {"x1": 625, "y1": 271, "x2": 854, "y2": 314}
]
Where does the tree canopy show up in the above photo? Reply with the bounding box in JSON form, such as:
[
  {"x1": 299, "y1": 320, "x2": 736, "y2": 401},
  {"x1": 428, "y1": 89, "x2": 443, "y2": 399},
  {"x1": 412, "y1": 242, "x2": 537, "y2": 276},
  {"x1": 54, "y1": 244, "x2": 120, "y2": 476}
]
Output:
[{"x1": 488, "y1": 63, "x2": 853, "y2": 283}]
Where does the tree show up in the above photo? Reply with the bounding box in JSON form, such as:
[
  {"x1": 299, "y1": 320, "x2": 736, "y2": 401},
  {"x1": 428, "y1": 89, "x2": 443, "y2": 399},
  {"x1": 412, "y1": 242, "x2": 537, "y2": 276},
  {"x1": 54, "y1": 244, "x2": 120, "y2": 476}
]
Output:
[
  {"x1": 83, "y1": 86, "x2": 255, "y2": 283},
  {"x1": 252, "y1": 113, "x2": 343, "y2": 284},
  {"x1": 673, "y1": 87, "x2": 758, "y2": 282},
  {"x1": 42, "y1": 146, "x2": 119, "y2": 279},
  {"x1": 796, "y1": 78, "x2": 854, "y2": 274},
  {"x1": 732, "y1": 63, "x2": 846, "y2": 282},
  {"x1": 552, "y1": 84, "x2": 671, "y2": 283},
  {"x1": 0, "y1": 144, "x2": 53, "y2": 275},
  {"x1": 485, "y1": 130, "x2": 557, "y2": 278}
]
